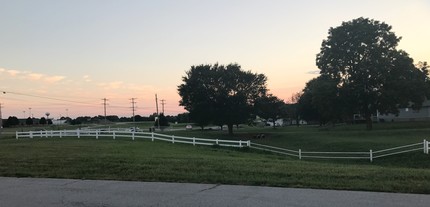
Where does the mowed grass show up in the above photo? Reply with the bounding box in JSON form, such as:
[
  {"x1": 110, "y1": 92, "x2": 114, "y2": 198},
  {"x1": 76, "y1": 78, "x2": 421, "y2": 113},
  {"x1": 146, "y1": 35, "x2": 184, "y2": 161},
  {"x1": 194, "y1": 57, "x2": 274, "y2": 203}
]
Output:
[{"x1": 1, "y1": 122, "x2": 430, "y2": 194}]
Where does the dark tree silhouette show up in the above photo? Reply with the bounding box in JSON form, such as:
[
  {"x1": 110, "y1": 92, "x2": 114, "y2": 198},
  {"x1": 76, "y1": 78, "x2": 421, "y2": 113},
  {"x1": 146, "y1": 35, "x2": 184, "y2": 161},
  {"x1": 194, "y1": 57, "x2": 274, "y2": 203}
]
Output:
[
  {"x1": 178, "y1": 63, "x2": 267, "y2": 134},
  {"x1": 316, "y1": 17, "x2": 429, "y2": 130}
]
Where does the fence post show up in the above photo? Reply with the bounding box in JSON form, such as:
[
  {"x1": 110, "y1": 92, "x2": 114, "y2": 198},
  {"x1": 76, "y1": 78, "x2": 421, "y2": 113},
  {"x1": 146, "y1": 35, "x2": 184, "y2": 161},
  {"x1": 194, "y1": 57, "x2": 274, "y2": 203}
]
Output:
[
  {"x1": 15, "y1": 131, "x2": 18, "y2": 139},
  {"x1": 299, "y1": 149, "x2": 302, "y2": 160},
  {"x1": 30, "y1": 131, "x2": 33, "y2": 139},
  {"x1": 193, "y1": 137, "x2": 195, "y2": 146},
  {"x1": 239, "y1": 140, "x2": 242, "y2": 147},
  {"x1": 113, "y1": 131, "x2": 116, "y2": 140},
  {"x1": 172, "y1": 135, "x2": 175, "y2": 143},
  {"x1": 370, "y1": 149, "x2": 373, "y2": 162},
  {"x1": 132, "y1": 131, "x2": 135, "y2": 141},
  {"x1": 59, "y1": 131, "x2": 62, "y2": 138},
  {"x1": 424, "y1": 139, "x2": 427, "y2": 154},
  {"x1": 151, "y1": 132, "x2": 154, "y2": 141},
  {"x1": 216, "y1": 139, "x2": 219, "y2": 145},
  {"x1": 45, "y1": 130, "x2": 48, "y2": 138},
  {"x1": 77, "y1": 129, "x2": 80, "y2": 138},
  {"x1": 96, "y1": 131, "x2": 99, "y2": 139},
  {"x1": 247, "y1": 140, "x2": 250, "y2": 147},
  {"x1": 424, "y1": 139, "x2": 429, "y2": 154}
]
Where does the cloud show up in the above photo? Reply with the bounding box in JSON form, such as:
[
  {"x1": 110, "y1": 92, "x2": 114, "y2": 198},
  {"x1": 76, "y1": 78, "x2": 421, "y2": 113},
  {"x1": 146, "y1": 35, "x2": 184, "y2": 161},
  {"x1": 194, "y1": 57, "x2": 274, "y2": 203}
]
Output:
[
  {"x1": 98, "y1": 81, "x2": 124, "y2": 90},
  {"x1": 44, "y1": 75, "x2": 65, "y2": 83},
  {"x1": 0, "y1": 67, "x2": 66, "y2": 84},
  {"x1": 7, "y1": 70, "x2": 21, "y2": 76},
  {"x1": 27, "y1": 73, "x2": 44, "y2": 80},
  {"x1": 83, "y1": 75, "x2": 92, "y2": 82},
  {"x1": 306, "y1": 70, "x2": 320, "y2": 74}
]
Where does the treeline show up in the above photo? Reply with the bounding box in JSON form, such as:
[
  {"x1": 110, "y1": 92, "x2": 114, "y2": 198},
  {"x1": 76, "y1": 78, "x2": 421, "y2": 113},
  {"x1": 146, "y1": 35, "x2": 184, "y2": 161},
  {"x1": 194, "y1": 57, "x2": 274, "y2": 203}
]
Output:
[{"x1": 1, "y1": 113, "x2": 191, "y2": 128}]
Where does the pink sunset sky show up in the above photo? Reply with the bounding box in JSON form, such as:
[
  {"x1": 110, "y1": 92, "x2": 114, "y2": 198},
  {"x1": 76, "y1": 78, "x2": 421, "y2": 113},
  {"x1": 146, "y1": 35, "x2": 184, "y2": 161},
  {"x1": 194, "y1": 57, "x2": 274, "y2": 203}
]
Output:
[{"x1": 1, "y1": 0, "x2": 429, "y2": 119}]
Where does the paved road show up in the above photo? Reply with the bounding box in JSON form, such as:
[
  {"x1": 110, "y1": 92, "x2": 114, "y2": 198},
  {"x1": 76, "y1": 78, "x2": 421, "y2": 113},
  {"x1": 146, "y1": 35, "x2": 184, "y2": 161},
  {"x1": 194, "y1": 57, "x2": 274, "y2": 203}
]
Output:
[{"x1": 1, "y1": 177, "x2": 429, "y2": 207}]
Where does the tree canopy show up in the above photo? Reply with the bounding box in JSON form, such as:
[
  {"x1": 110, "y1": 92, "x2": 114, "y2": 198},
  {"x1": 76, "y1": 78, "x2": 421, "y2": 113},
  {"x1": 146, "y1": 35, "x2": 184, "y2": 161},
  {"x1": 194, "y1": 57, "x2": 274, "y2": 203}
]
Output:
[
  {"x1": 178, "y1": 63, "x2": 267, "y2": 134},
  {"x1": 314, "y1": 17, "x2": 429, "y2": 129},
  {"x1": 254, "y1": 94, "x2": 286, "y2": 128}
]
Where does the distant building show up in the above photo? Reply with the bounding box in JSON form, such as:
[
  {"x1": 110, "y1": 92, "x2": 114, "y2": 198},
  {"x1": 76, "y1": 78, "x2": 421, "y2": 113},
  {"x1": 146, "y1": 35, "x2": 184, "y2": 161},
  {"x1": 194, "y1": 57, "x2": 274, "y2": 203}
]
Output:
[
  {"x1": 52, "y1": 119, "x2": 67, "y2": 125},
  {"x1": 378, "y1": 100, "x2": 430, "y2": 122}
]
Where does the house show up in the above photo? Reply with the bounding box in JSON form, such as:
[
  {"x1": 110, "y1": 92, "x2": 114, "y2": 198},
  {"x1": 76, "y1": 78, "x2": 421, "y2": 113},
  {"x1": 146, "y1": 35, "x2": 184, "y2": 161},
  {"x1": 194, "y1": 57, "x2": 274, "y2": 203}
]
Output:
[
  {"x1": 52, "y1": 119, "x2": 67, "y2": 125},
  {"x1": 378, "y1": 100, "x2": 430, "y2": 122}
]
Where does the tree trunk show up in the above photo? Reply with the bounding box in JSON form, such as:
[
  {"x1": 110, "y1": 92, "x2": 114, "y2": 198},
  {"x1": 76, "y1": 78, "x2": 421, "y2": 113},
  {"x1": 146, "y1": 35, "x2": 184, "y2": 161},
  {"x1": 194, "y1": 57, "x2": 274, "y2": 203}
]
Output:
[
  {"x1": 365, "y1": 112, "x2": 373, "y2": 130},
  {"x1": 227, "y1": 124, "x2": 234, "y2": 135}
]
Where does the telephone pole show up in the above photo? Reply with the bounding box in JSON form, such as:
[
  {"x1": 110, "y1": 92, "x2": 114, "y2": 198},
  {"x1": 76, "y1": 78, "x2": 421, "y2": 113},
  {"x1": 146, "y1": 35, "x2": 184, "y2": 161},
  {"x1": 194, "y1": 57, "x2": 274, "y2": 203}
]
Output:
[
  {"x1": 102, "y1": 98, "x2": 108, "y2": 123},
  {"x1": 130, "y1": 98, "x2": 137, "y2": 126},
  {"x1": 155, "y1": 94, "x2": 159, "y2": 129},
  {"x1": 0, "y1": 103, "x2": 3, "y2": 137},
  {"x1": 160, "y1": 99, "x2": 166, "y2": 114}
]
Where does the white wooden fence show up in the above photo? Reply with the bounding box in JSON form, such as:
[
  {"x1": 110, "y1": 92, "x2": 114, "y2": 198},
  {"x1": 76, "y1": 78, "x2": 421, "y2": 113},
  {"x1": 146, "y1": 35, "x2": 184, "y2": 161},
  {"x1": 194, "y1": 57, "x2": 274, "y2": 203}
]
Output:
[
  {"x1": 15, "y1": 130, "x2": 250, "y2": 148},
  {"x1": 15, "y1": 130, "x2": 429, "y2": 162},
  {"x1": 250, "y1": 140, "x2": 429, "y2": 162}
]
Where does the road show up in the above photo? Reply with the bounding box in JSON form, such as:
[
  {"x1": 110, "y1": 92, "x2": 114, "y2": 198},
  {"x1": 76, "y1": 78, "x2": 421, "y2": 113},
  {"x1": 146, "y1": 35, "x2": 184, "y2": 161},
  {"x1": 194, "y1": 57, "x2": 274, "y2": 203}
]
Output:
[{"x1": 0, "y1": 177, "x2": 429, "y2": 207}]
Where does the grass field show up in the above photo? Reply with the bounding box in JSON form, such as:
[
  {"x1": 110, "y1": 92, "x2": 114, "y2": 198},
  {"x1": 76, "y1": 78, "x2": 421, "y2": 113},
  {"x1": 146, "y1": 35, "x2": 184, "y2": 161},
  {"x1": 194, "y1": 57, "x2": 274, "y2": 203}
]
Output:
[{"x1": 1, "y1": 122, "x2": 430, "y2": 194}]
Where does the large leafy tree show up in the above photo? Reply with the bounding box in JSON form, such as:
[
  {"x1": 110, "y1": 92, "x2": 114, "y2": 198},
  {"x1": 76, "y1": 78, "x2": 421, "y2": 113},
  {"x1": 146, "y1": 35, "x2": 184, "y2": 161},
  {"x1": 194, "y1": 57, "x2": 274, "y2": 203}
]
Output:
[
  {"x1": 254, "y1": 94, "x2": 286, "y2": 128},
  {"x1": 298, "y1": 76, "x2": 340, "y2": 125},
  {"x1": 178, "y1": 63, "x2": 267, "y2": 134},
  {"x1": 316, "y1": 17, "x2": 429, "y2": 129}
]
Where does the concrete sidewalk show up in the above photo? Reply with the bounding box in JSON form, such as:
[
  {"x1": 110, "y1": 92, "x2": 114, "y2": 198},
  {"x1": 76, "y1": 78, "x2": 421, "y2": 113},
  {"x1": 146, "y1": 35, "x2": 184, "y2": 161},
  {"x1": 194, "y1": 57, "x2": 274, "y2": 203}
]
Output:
[{"x1": 1, "y1": 177, "x2": 429, "y2": 207}]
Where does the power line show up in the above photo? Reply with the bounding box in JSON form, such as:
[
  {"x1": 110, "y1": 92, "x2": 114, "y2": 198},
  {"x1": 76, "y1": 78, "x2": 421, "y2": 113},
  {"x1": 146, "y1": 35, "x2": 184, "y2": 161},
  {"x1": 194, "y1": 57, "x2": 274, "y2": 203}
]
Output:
[{"x1": 1, "y1": 90, "x2": 99, "y2": 106}]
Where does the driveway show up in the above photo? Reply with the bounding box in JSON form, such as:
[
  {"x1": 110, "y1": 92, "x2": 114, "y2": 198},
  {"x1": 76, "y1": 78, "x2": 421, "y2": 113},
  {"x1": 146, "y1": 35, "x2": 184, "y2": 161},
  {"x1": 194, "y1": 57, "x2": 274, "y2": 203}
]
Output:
[{"x1": 1, "y1": 177, "x2": 429, "y2": 207}]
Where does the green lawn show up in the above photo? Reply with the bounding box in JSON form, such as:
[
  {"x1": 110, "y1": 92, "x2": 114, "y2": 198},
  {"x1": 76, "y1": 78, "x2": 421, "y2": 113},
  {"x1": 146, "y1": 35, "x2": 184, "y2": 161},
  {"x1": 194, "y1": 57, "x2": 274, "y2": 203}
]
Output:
[{"x1": 1, "y1": 122, "x2": 430, "y2": 194}]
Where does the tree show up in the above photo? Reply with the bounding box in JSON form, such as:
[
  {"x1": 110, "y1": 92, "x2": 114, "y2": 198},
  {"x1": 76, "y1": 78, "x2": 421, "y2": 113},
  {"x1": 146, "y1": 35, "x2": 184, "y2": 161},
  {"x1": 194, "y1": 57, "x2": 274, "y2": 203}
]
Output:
[
  {"x1": 298, "y1": 76, "x2": 342, "y2": 125},
  {"x1": 25, "y1": 117, "x2": 33, "y2": 125},
  {"x1": 254, "y1": 94, "x2": 286, "y2": 128},
  {"x1": 154, "y1": 113, "x2": 170, "y2": 127},
  {"x1": 316, "y1": 17, "x2": 429, "y2": 130},
  {"x1": 3, "y1": 116, "x2": 20, "y2": 127},
  {"x1": 178, "y1": 63, "x2": 267, "y2": 134},
  {"x1": 39, "y1": 117, "x2": 47, "y2": 125}
]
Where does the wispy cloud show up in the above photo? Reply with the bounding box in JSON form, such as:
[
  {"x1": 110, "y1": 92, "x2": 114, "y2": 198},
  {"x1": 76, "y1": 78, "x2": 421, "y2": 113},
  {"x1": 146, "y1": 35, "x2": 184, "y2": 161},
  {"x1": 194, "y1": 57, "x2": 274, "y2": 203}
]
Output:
[
  {"x1": 98, "y1": 81, "x2": 124, "y2": 90},
  {"x1": 27, "y1": 73, "x2": 44, "y2": 80},
  {"x1": 306, "y1": 70, "x2": 320, "y2": 75},
  {"x1": 7, "y1": 69, "x2": 21, "y2": 76},
  {"x1": 0, "y1": 67, "x2": 66, "y2": 84},
  {"x1": 44, "y1": 75, "x2": 65, "y2": 83},
  {"x1": 83, "y1": 75, "x2": 92, "y2": 82}
]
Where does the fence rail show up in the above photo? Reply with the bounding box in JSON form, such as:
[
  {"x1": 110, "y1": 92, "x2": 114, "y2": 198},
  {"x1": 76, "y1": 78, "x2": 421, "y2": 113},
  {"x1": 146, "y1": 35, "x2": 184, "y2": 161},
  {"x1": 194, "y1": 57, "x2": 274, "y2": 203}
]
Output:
[
  {"x1": 15, "y1": 130, "x2": 429, "y2": 162},
  {"x1": 15, "y1": 129, "x2": 250, "y2": 148},
  {"x1": 248, "y1": 140, "x2": 429, "y2": 162}
]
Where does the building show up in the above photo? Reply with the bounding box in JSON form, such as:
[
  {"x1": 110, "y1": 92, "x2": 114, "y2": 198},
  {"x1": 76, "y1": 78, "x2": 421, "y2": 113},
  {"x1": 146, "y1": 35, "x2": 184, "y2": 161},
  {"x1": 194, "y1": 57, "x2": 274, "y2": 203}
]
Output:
[{"x1": 378, "y1": 100, "x2": 430, "y2": 122}]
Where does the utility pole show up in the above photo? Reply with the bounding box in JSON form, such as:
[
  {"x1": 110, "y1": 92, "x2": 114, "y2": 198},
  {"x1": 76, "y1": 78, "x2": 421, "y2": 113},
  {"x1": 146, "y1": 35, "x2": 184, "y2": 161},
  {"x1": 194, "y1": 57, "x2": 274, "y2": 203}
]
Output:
[
  {"x1": 160, "y1": 99, "x2": 166, "y2": 114},
  {"x1": 155, "y1": 94, "x2": 159, "y2": 115},
  {"x1": 130, "y1": 98, "x2": 137, "y2": 128},
  {"x1": 0, "y1": 103, "x2": 3, "y2": 137},
  {"x1": 155, "y1": 94, "x2": 159, "y2": 129},
  {"x1": 102, "y1": 98, "x2": 108, "y2": 123}
]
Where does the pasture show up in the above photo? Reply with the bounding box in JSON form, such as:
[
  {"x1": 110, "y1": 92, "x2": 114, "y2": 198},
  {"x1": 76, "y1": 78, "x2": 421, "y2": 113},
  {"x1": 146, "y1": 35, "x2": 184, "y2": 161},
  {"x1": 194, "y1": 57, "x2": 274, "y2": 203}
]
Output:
[{"x1": 1, "y1": 122, "x2": 430, "y2": 193}]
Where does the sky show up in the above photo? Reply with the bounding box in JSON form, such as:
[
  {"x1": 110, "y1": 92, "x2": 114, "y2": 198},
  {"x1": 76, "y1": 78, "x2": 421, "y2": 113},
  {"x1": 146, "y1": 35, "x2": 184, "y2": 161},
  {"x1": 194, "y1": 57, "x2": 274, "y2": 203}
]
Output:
[{"x1": 0, "y1": 0, "x2": 429, "y2": 119}]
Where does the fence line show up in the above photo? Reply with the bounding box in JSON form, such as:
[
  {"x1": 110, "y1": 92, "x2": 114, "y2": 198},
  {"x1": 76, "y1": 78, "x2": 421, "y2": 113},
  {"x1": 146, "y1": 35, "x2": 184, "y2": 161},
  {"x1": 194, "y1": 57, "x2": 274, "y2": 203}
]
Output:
[
  {"x1": 15, "y1": 130, "x2": 429, "y2": 162},
  {"x1": 15, "y1": 130, "x2": 250, "y2": 148}
]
